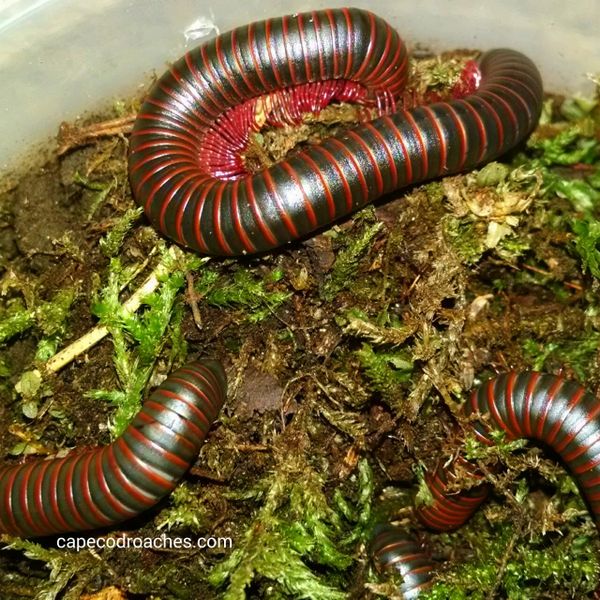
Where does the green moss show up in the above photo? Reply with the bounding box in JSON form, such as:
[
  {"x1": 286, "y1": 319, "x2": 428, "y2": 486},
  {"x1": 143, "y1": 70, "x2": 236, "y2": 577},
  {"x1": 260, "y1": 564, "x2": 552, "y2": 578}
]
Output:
[
  {"x1": 209, "y1": 451, "x2": 359, "y2": 599},
  {"x1": 560, "y1": 95, "x2": 599, "y2": 122},
  {"x1": 571, "y1": 217, "x2": 600, "y2": 277},
  {"x1": 421, "y1": 523, "x2": 599, "y2": 599},
  {"x1": 523, "y1": 332, "x2": 600, "y2": 380},
  {"x1": 322, "y1": 210, "x2": 383, "y2": 300},
  {"x1": 73, "y1": 171, "x2": 116, "y2": 222},
  {"x1": 443, "y1": 217, "x2": 486, "y2": 265},
  {"x1": 341, "y1": 308, "x2": 414, "y2": 347},
  {"x1": 196, "y1": 267, "x2": 290, "y2": 323},
  {"x1": 99, "y1": 206, "x2": 144, "y2": 257},
  {"x1": 157, "y1": 483, "x2": 210, "y2": 532},
  {"x1": 529, "y1": 125, "x2": 599, "y2": 167},
  {"x1": 4, "y1": 538, "x2": 105, "y2": 600},
  {"x1": 89, "y1": 248, "x2": 190, "y2": 435},
  {"x1": 0, "y1": 287, "x2": 76, "y2": 345},
  {"x1": 356, "y1": 342, "x2": 413, "y2": 407}
]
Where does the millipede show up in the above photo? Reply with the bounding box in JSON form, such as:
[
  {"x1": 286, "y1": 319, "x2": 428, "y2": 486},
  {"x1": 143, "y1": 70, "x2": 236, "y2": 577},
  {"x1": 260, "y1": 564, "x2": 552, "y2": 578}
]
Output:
[
  {"x1": 4, "y1": 5, "x2": 593, "y2": 599},
  {"x1": 382, "y1": 372, "x2": 600, "y2": 597},
  {"x1": 0, "y1": 360, "x2": 226, "y2": 536},
  {"x1": 127, "y1": 7, "x2": 543, "y2": 257}
]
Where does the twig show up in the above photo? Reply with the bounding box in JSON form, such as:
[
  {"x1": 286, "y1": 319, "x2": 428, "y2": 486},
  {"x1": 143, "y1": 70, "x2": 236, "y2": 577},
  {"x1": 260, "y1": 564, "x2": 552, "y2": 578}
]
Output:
[
  {"x1": 57, "y1": 115, "x2": 136, "y2": 155},
  {"x1": 186, "y1": 272, "x2": 203, "y2": 330},
  {"x1": 521, "y1": 263, "x2": 583, "y2": 291},
  {"x1": 45, "y1": 247, "x2": 182, "y2": 374}
]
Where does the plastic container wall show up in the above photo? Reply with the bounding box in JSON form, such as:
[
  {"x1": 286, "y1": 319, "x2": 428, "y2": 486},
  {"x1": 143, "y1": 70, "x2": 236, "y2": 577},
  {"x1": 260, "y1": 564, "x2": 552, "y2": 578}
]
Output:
[{"x1": 1, "y1": 0, "x2": 599, "y2": 169}]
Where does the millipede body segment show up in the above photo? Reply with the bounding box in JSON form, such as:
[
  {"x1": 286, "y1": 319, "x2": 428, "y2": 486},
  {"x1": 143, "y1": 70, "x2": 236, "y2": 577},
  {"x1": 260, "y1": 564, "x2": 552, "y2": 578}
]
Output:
[
  {"x1": 370, "y1": 524, "x2": 435, "y2": 599},
  {"x1": 416, "y1": 372, "x2": 600, "y2": 534},
  {"x1": 391, "y1": 372, "x2": 600, "y2": 597}
]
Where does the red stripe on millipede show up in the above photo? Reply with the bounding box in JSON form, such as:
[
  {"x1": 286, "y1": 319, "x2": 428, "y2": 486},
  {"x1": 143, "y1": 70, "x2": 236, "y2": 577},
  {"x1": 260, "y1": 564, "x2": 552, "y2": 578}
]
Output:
[
  {"x1": 136, "y1": 406, "x2": 202, "y2": 447},
  {"x1": 126, "y1": 427, "x2": 188, "y2": 471},
  {"x1": 544, "y1": 386, "x2": 585, "y2": 447},
  {"x1": 522, "y1": 373, "x2": 540, "y2": 437},
  {"x1": 247, "y1": 22, "x2": 271, "y2": 92},
  {"x1": 146, "y1": 94, "x2": 210, "y2": 131},
  {"x1": 341, "y1": 8, "x2": 354, "y2": 79},
  {"x1": 105, "y1": 445, "x2": 155, "y2": 510},
  {"x1": 486, "y1": 379, "x2": 511, "y2": 435},
  {"x1": 402, "y1": 109, "x2": 429, "y2": 178},
  {"x1": 302, "y1": 152, "x2": 337, "y2": 219},
  {"x1": 535, "y1": 377, "x2": 563, "y2": 439},
  {"x1": 18, "y1": 462, "x2": 39, "y2": 534},
  {"x1": 116, "y1": 437, "x2": 173, "y2": 490},
  {"x1": 458, "y1": 100, "x2": 487, "y2": 163},
  {"x1": 230, "y1": 178, "x2": 257, "y2": 253},
  {"x1": 215, "y1": 35, "x2": 246, "y2": 102},
  {"x1": 504, "y1": 372, "x2": 523, "y2": 436},
  {"x1": 212, "y1": 182, "x2": 234, "y2": 255},
  {"x1": 2, "y1": 467, "x2": 22, "y2": 533},
  {"x1": 473, "y1": 95, "x2": 505, "y2": 149},
  {"x1": 555, "y1": 400, "x2": 600, "y2": 455},
  {"x1": 200, "y1": 45, "x2": 237, "y2": 108},
  {"x1": 352, "y1": 11, "x2": 376, "y2": 81},
  {"x1": 364, "y1": 22, "x2": 394, "y2": 85},
  {"x1": 422, "y1": 106, "x2": 447, "y2": 175},
  {"x1": 262, "y1": 169, "x2": 300, "y2": 238},
  {"x1": 151, "y1": 382, "x2": 213, "y2": 424},
  {"x1": 182, "y1": 363, "x2": 224, "y2": 410},
  {"x1": 229, "y1": 29, "x2": 260, "y2": 96},
  {"x1": 93, "y1": 449, "x2": 130, "y2": 518},
  {"x1": 79, "y1": 451, "x2": 112, "y2": 527},
  {"x1": 327, "y1": 138, "x2": 370, "y2": 202},
  {"x1": 48, "y1": 458, "x2": 73, "y2": 532},
  {"x1": 63, "y1": 454, "x2": 89, "y2": 529},
  {"x1": 280, "y1": 162, "x2": 318, "y2": 227},
  {"x1": 180, "y1": 55, "x2": 222, "y2": 116},
  {"x1": 364, "y1": 123, "x2": 398, "y2": 188},
  {"x1": 324, "y1": 9, "x2": 340, "y2": 79},
  {"x1": 345, "y1": 130, "x2": 384, "y2": 194},
  {"x1": 383, "y1": 116, "x2": 413, "y2": 183},
  {"x1": 245, "y1": 177, "x2": 278, "y2": 247},
  {"x1": 264, "y1": 19, "x2": 285, "y2": 88},
  {"x1": 191, "y1": 180, "x2": 218, "y2": 253},
  {"x1": 488, "y1": 78, "x2": 535, "y2": 119},
  {"x1": 34, "y1": 459, "x2": 56, "y2": 534},
  {"x1": 311, "y1": 145, "x2": 354, "y2": 211},
  {"x1": 281, "y1": 15, "x2": 298, "y2": 86},
  {"x1": 480, "y1": 89, "x2": 518, "y2": 144},
  {"x1": 310, "y1": 11, "x2": 326, "y2": 81},
  {"x1": 371, "y1": 36, "x2": 406, "y2": 91},
  {"x1": 297, "y1": 13, "x2": 313, "y2": 82}
]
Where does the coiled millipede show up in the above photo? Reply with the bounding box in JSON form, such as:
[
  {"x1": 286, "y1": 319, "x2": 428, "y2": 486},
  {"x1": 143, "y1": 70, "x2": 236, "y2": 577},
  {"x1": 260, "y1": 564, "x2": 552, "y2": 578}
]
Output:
[
  {"x1": 4, "y1": 7, "x2": 586, "y2": 599},
  {"x1": 127, "y1": 7, "x2": 543, "y2": 256}
]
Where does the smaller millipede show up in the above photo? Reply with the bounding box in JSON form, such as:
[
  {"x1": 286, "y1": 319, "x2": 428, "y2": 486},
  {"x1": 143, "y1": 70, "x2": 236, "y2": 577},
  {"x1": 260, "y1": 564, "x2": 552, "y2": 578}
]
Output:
[
  {"x1": 375, "y1": 371, "x2": 600, "y2": 597},
  {"x1": 369, "y1": 524, "x2": 435, "y2": 599},
  {"x1": 0, "y1": 360, "x2": 226, "y2": 537}
]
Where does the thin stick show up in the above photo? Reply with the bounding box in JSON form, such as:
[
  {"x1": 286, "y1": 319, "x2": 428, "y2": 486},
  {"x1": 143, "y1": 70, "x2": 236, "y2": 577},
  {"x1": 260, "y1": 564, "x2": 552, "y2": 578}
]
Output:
[
  {"x1": 45, "y1": 247, "x2": 200, "y2": 374},
  {"x1": 57, "y1": 115, "x2": 136, "y2": 155}
]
